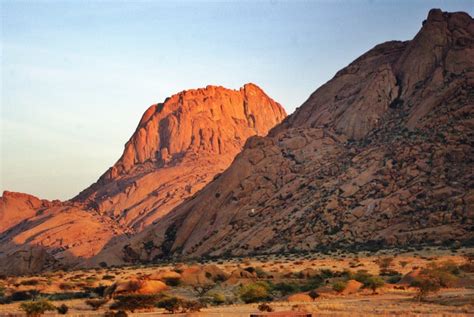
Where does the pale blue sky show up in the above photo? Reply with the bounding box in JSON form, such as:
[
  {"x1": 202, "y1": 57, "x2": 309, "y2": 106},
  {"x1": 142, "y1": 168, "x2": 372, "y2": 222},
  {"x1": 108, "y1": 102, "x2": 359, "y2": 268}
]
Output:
[{"x1": 1, "y1": 0, "x2": 472, "y2": 200}]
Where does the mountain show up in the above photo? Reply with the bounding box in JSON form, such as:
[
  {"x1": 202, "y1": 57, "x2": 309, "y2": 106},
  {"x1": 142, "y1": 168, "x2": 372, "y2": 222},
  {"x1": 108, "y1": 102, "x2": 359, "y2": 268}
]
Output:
[
  {"x1": 115, "y1": 9, "x2": 474, "y2": 263},
  {"x1": 73, "y1": 83, "x2": 286, "y2": 231},
  {"x1": 0, "y1": 84, "x2": 286, "y2": 274}
]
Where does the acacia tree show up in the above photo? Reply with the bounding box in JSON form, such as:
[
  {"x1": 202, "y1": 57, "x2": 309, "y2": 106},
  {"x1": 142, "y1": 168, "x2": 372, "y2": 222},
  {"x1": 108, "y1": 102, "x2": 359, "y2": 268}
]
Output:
[
  {"x1": 411, "y1": 276, "x2": 441, "y2": 301},
  {"x1": 376, "y1": 257, "x2": 394, "y2": 274},
  {"x1": 410, "y1": 263, "x2": 458, "y2": 301},
  {"x1": 364, "y1": 276, "x2": 385, "y2": 294}
]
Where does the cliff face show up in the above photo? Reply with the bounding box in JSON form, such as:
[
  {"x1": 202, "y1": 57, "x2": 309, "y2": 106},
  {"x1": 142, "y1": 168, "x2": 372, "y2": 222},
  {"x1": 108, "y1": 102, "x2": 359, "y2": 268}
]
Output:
[
  {"x1": 0, "y1": 84, "x2": 286, "y2": 273},
  {"x1": 121, "y1": 10, "x2": 473, "y2": 262}
]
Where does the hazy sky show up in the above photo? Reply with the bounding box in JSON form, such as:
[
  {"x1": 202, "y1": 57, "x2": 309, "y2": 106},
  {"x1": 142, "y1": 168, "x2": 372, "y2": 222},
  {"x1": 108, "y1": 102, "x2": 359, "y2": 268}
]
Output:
[{"x1": 1, "y1": 1, "x2": 472, "y2": 200}]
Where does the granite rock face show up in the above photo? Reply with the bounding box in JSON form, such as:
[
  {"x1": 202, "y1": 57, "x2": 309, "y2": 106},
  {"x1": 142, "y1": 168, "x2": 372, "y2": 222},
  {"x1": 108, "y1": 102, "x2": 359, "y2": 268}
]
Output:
[{"x1": 119, "y1": 10, "x2": 473, "y2": 263}]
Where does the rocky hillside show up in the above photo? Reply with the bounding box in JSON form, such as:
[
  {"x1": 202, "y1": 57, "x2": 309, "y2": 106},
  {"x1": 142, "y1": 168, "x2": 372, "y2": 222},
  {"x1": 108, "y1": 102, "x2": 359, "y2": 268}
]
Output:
[
  {"x1": 117, "y1": 9, "x2": 473, "y2": 263},
  {"x1": 0, "y1": 84, "x2": 286, "y2": 274}
]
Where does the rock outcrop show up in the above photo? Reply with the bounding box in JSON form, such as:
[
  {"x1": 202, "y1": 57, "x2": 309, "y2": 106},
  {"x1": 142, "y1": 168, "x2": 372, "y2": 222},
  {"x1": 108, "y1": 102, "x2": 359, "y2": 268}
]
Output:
[
  {"x1": 0, "y1": 84, "x2": 286, "y2": 274},
  {"x1": 120, "y1": 9, "x2": 474, "y2": 263},
  {"x1": 74, "y1": 83, "x2": 286, "y2": 231},
  {"x1": 0, "y1": 191, "x2": 60, "y2": 234},
  {"x1": 0, "y1": 202, "x2": 129, "y2": 272}
]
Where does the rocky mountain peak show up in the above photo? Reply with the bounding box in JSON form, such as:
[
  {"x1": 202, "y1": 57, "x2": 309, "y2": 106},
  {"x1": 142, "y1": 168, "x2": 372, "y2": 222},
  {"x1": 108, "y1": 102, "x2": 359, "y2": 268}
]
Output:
[
  {"x1": 278, "y1": 9, "x2": 473, "y2": 141},
  {"x1": 395, "y1": 9, "x2": 473, "y2": 101},
  {"x1": 71, "y1": 84, "x2": 285, "y2": 230},
  {"x1": 98, "y1": 83, "x2": 286, "y2": 181}
]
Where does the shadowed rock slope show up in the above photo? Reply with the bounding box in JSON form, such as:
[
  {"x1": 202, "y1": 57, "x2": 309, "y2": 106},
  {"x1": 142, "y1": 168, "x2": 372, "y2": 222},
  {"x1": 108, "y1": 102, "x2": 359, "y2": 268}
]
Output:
[
  {"x1": 118, "y1": 9, "x2": 474, "y2": 263},
  {"x1": 0, "y1": 84, "x2": 286, "y2": 274}
]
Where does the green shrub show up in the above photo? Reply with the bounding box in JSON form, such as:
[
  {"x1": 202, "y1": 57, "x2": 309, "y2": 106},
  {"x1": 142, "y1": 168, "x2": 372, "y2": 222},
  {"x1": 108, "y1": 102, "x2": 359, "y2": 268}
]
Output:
[
  {"x1": 84, "y1": 285, "x2": 108, "y2": 297},
  {"x1": 255, "y1": 267, "x2": 268, "y2": 278},
  {"x1": 20, "y1": 279, "x2": 41, "y2": 286},
  {"x1": 320, "y1": 269, "x2": 335, "y2": 279},
  {"x1": 0, "y1": 296, "x2": 11, "y2": 304},
  {"x1": 104, "y1": 311, "x2": 128, "y2": 317},
  {"x1": 85, "y1": 298, "x2": 109, "y2": 310},
  {"x1": 181, "y1": 299, "x2": 204, "y2": 312},
  {"x1": 364, "y1": 276, "x2": 385, "y2": 293},
  {"x1": 341, "y1": 269, "x2": 354, "y2": 280},
  {"x1": 352, "y1": 270, "x2": 385, "y2": 292},
  {"x1": 99, "y1": 262, "x2": 108, "y2": 268},
  {"x1": 239, "y1": 282, "x2": 272, "y2": 303},
  {"x1": 10, "y1": 290, "x2": 40, "y2": 301},
  {"x1": 376, "y1": 257, "x2": 394, "y2": 274},
  {"x1": 209, "y1": 292, "x2": 226, "y2": 305},
  {"x1": 308, "y1": 290, "x2": 320, "y2": 300},
  {"x1": 163, "y1": 277, "x2": 181, "y2": 286},
  {"x1": 110, "y1": 294, "x2": 159, "y2": 312},
  {"x1": 353, "y1": 270, "x2": 371, "y2": 284},
  {"x1": 273, "y1": 277, "x2": 323, "y2": 297},
  {"x1": 332, "y1": 281, "x2": 347, "y2": 293},
  {"x1": 258, "y1": 303, "x2": 274, "y2": 312},
  {"x1": 387, "y1": 274, "x2": 402, "y2": 284},
  {"x1": 20, "y1": 300, "x2": 56, "y2": 317},
  {"x1": 47, "y1": 291, "x2": 90, "y2": 301},
  {"x1": 212, "y1": 272, "x2": 228, "y2": 283},
  {"x1": 155, "y1": 295, "x2": 203, "y2": 313},
  {"x1": 300, "y1": 276, "x2": 324, "y2": 291},
  {"x1": 273, "y1": 282, "x2": 299, "y2": 296},
  {"x1": 59, "y1": 282, "x2": 75, "y2": 290},
  {"x1": 56, "y1": 304, "x2": 69, "y2": 314},
  {"x1": 85, "y1": 276, "x2": 98, "y2": 284},
  {"x1": 156, "y1": 296, "x2": 181, "y2": 313}
]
